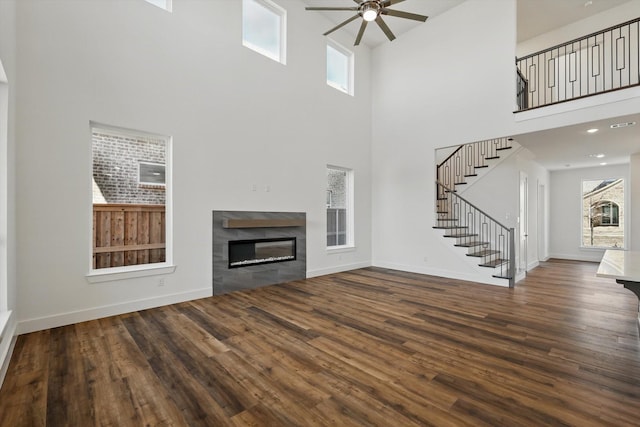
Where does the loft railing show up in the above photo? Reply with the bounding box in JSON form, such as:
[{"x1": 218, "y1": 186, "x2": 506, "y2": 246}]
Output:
[
  {"x1": 436, "y1": 182, "x2": 515, "y2": 287},
  {"x1": 516, "y1": 17, "x2": 640, "y2": 111},
  {"x1": 516, "y1": 67, "x2": 529, "y2": 110},
  {"x1": 436, "y1": 137, "x2": 512, "y2": 201}
]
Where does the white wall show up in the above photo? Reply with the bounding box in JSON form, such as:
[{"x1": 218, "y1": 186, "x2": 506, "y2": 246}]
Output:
[
  {"x1": 0, "y1": 0, "x2": 17, "y2": 384},
  {"x1": 461, "y1": 147, "x2": 550, "y2": 270},
  {"x1": 14, "y1": 0, "x2": 373, "y2": 332},
  {"x1": 549, "y1": 164, "x2": 630, "y2": 261},
  {"x1": 371, "y1": 0, "x2": 519, "y2": 283}
]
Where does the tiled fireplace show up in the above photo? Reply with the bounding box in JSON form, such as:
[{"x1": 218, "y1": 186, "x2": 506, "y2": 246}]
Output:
[{"x1": 212, "y1": 211, "x2": 306, "y2": 295}]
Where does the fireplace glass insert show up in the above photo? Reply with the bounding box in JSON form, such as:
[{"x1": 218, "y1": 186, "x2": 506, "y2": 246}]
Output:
[{"x1": 228, "y1": 237, "x2": 296, "y2": 268}]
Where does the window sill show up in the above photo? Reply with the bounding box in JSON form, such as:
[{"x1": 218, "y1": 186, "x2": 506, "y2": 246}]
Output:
[
  {"x1": 86, "y1": 264, "x2": 176, "y2": 283},
  {"x1": 326, "y1": 245, "x2": 356, "y2": 254},
  {"x1": 579, "y1": 246, "x2": 625, "y2": 251}
]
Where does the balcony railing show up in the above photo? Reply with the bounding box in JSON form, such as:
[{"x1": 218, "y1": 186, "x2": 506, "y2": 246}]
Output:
[{"x1": 516, "y1": 17, "x2": 640, "y2": 111}]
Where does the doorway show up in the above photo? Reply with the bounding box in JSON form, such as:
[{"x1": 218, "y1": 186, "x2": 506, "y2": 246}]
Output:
[{"x1": 519, "y1": 171, "x2": 528, "y2": 274}]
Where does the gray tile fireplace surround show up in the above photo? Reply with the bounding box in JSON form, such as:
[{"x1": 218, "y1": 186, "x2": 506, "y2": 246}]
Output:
[{"x1": 212, "y1": 210, "x2": 306, "y2": 295}]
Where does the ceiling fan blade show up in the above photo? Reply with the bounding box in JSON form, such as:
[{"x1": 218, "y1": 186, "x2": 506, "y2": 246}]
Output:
[
  {"x1": 354, "y1": 20, "x2": 368, "y2": 46},
  {"x1": 375, "y1": 16, "x2": 396, "y2": 42},
  {"x1": 306, "y1": 7, "x2": 358, "y2": 11},
  {"x1": 381, "y1": 0, "x2": 406, "y2": 6},
  {"x1": 382, "y1": 8, "x2": 428, "y2": 22},
  {"x1": 323, "y1": 14, "x2": 360, "y2": 36}
]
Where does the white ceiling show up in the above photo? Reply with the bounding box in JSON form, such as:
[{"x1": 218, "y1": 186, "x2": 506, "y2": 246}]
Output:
[
  {"x1": 302, "y1": 0, "x2": 464, "y2": 47},
  {"x1": 514, "y1": 114, "x2": 640, "y2": 171},
  {"x1": 303, "y1": 0, "x2": 632, "y2": 46}
]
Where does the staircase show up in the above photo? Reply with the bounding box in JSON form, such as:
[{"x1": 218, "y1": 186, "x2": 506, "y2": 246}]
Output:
[{"x1": 434, "y1": 138, "x2": 515, "y2": 287}]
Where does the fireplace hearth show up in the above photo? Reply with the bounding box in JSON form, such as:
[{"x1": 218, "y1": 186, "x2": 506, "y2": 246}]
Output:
[{"x1": 213, "y1": 211, "x2": 306, "y2": 295}]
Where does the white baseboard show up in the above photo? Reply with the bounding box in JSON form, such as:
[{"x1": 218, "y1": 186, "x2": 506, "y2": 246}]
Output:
[
  {"x1": 307, "y1": 261, "x2": 372, "y2": 278},
  {"x1": 17, "y1": 288, "x2": 212, "y2": 335},
  {"x1": 527, "y1": 260, "x2": 540, "y2": 271},
  {"x1": 372, "y1": 261, "x2": 510, "y2": 287},
  {"x1": 0, "y1": 310, "x2": 17, "y2": 389}
]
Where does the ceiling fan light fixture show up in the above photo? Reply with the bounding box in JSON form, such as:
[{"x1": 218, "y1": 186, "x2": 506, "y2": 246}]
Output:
[{"x1": 361, "y1": 2, "x2": 380, "y2": 22}]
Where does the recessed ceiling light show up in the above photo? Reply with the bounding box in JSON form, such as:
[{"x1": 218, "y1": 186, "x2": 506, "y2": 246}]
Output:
[
  {"x1": 587, "y1": 128, "x2": 599, "y2": 133},
  {"x1": 584, "y1": 0, "x2": 593, "y2": 7},
  {"x1": 589, "y1": 153, "x2": 605, "y2": 158},
  {"x1": 610, "y1": 121, "x2": 636, "y2": 129},
  {"x1": 600, "y1": 162, "x2": 608, "y2": 166}
]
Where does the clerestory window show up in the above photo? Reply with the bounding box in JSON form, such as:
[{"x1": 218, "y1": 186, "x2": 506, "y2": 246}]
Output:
[
  {"x1": 242, "y1": 0, "x2": 287, "y2": 64},
  {"x1": 327, "y1": 41, "x2": 354, "y2": 95}
]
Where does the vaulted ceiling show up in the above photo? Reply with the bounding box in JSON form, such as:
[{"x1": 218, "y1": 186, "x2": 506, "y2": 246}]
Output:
[{"x1": 303, "y1": 0, "x2": 632, "y2": 47}]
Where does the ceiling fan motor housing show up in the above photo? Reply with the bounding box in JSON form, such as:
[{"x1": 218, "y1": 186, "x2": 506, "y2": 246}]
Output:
[{"x1": 360, "y1": 1, "x2": 382, "y2": 21}]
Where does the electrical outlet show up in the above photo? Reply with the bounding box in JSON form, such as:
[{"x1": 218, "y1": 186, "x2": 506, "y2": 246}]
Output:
[{"x1": 158, "y1": 278, "x2": 165, "y2": 287}]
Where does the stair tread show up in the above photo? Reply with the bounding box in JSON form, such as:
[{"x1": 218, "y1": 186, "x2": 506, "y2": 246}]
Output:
[
  {"x1": 454, "y1": 241, "x2": 489, "y2": 247},
  {"x1": 480, "y1": 259, "x2": 508, "y2": 268},
  {"x1": 435, "y1": 218, "x2": 459, "y2": 222},
  {"x1": 433, "y1": 226, "x2": 467, "y2": 230},
  {"x1": 464, "y1": 174, "x2": 478, "y2": 177},
  {"x1": 454, "y1": 182, "x2": 467, "y2": 185},
  {"x1": 485, "y1": 156, "x2": 500, "y2": 160},
  {"x1": 475, "y1": 165, "x2": 489, "y2": 169},
  {"x1": 444, "y1": 233, "x2": 478, "y2": 238},
  {"x1": 493, "y1": 271, "x2": 513, "y2": 279},
  {"x1": 436, "y1": 211, "x2": 449, "y2": 214},
  {"x1": 467, "y1": 250, "x2": 500, "y2": 257},
  {"x1": 496, "y1": 146, "x2": 512, "y2": 151}
]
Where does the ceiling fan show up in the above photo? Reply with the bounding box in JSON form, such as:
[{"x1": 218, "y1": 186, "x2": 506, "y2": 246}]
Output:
[{"x1": 305, "y1": 0, "x2": 428, "y2": 46}]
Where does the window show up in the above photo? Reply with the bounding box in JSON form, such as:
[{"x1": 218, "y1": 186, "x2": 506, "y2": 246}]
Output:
[
  {"x1": 582, "y1": 178, "x2": 624, "y2": 248},
  {"x1": 327, "y1": 41, "x2": 354, "y2": 95},
  {"x1": 326, "y1": 166, "x2": 354, "y2": 248},
  {"x1": 592, "y1": 201, "x2": 619, "y2": 226},
  {"x1": 242, "y1": 0, "x2": 286, "y2": 64},
  {"x1": 91, "y1": 124, "x2": 171, "y2": 272},
  {"x1": 144, "y1": 0, "x2": 172, "y2": 12},
  {"x1": 139, "y1": 162, "x2": 166, "y2": 187}
]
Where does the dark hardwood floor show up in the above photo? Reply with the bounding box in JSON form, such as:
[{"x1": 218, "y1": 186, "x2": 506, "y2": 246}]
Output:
[{"x1": 1, "y1": 259, "x2": 640, "y2": 426}]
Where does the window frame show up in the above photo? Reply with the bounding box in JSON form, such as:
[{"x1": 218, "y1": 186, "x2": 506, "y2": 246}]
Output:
[
  {"x1": 138, "y1": 161, "x2": 166, "y2": 187},
  {"x1": 87, "y1": 123, "x2": 174, "y2": 282},
  {"x1": 591, "y1": 200, "x2": 619, "y2": 227},
  {"x1": 326, "y1": 40, "x2": 354, "y2": 96},
  {"x1": 326, "y1": 165, "x2": 354, "y2": 250},
  {"x1": 242, "y1": 0, "x2": 287, "y2": 64}
]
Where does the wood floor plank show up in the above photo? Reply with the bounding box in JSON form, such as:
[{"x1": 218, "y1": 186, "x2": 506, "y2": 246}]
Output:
[{"x1": 1, "y1": 259, "x2": 640, "y2": 426}]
